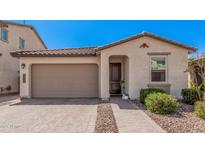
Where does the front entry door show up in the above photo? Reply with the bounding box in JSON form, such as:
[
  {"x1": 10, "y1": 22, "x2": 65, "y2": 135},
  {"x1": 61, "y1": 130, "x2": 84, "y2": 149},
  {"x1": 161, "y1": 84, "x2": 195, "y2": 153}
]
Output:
[{"x1": 110, "y1": 63, "x2": 121, "y2": 94}]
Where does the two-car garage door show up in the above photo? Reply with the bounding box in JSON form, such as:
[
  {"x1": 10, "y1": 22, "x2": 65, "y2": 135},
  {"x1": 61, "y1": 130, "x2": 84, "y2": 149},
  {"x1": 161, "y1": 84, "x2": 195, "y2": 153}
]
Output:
[{"x1": 31, "y1": 64, "x2": 99, "y2": 98}]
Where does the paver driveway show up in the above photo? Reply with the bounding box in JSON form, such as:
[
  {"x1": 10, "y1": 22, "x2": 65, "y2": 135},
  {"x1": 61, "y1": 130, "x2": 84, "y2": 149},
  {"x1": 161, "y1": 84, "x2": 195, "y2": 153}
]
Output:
[{"x1": 0, "y1": 98, "x2": 98, "y2": 133}]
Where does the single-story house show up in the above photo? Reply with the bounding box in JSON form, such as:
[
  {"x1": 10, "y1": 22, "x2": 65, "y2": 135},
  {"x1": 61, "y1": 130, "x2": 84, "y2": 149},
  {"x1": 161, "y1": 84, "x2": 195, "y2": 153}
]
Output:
[{"x1": 11, "y1": 32, "x2": 197, "y2": 100}]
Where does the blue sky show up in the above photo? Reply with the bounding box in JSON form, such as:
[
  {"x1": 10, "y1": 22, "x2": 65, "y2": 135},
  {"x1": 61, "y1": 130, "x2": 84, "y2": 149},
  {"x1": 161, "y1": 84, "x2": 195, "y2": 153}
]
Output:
[{"x1": 11, "y1": 20, "x2": 205, "y2": 57}]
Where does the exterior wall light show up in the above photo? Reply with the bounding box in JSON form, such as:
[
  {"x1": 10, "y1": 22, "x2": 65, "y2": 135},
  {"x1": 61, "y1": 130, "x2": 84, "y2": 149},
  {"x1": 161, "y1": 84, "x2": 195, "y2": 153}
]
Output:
[{"x1": 21, "y1": 63, "x2": 26, "y2": 69}]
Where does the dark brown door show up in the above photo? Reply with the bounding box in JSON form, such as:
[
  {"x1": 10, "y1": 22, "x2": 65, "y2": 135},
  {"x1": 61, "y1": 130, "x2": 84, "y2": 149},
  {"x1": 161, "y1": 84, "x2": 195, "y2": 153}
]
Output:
[{"x1": 110, "y1": 63, "x2": 121, "y2": 94}]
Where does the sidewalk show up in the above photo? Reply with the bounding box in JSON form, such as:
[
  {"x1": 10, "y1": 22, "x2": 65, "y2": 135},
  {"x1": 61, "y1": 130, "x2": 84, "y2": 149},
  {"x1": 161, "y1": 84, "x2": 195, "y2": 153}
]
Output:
[
  {"x1": 110, "y1": 97, "x2": 166, "y2": 133},
  {"x1": 0, "y1": 94, "x2": 19, "y2": 106}
]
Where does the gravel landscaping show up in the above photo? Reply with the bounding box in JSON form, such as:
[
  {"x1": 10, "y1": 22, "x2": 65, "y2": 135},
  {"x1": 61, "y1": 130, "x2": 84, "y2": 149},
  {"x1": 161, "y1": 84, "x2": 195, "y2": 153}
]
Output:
[
  {"x1": 141, "y1": 102, "x2": 205, "y2": 133},
  {"x1": 95, "y1": 103, "x2": 118, "y2": 133}
]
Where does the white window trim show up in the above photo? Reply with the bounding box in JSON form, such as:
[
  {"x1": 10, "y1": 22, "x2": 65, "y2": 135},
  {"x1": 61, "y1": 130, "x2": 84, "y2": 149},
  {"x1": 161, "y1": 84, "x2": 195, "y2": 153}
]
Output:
[{"x1": 149, "y1": 55, "x2": 168, "y2": 84}]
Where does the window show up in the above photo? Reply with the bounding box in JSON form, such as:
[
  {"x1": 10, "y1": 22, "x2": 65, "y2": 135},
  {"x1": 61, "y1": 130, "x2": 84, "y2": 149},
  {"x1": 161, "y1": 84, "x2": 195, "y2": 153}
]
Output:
[
  {"x1": 22, "y1": 74, "x2": 26, "y2": 83},
  {"x1": 151, "y1": 57, "x2": 166, "y2": 82},
  {"x1": 19, "y1": 38, "x2": 25, "y2": 49},
  {"x1": 1, "y1": 29, "x2": 8, "y2": 42}
]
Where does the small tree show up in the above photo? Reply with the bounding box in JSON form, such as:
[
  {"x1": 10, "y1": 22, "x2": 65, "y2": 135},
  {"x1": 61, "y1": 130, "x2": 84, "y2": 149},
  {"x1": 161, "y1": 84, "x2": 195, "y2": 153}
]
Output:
[{"x1": 187, "y1": 54, "x2": 205, "y2": 100}]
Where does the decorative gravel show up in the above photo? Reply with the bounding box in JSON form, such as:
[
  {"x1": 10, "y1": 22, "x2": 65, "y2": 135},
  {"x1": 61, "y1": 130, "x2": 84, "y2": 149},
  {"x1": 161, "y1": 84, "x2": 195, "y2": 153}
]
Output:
[
  {"x1": 95, "y1": 103, "x2": 118, "y2": 133},
  {"x1": 143, "y1": 103, "x2": 205, "y2": 133}
]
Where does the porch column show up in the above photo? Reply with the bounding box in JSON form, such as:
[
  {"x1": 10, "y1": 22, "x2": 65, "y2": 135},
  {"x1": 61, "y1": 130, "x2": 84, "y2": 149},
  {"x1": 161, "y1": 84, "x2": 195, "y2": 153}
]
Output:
[
  {"x1": 20, "y1": 62, "x2": 31, "y2": 98},
  {"x1": 100, "y1": 54, "x2": 110, "y2": 100},
  {"x1": 128, "y1": 56, "x2": 137, "y2": 100}
]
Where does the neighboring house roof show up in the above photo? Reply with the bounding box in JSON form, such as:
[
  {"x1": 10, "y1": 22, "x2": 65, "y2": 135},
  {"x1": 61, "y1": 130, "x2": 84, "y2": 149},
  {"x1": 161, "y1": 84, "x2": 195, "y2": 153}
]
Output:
[
  {"x1": 96, "y1": 32, "x2": 197, "y2": 53},
  {"x1": 11, "y1": 31, "x2": 197, "y2": 57},
  {"x1": 0, "y1": 20, "x2": 47, "y2": 49},
  {"x1": 10, "y1": 47, "x2": 97, "y2": 57}
]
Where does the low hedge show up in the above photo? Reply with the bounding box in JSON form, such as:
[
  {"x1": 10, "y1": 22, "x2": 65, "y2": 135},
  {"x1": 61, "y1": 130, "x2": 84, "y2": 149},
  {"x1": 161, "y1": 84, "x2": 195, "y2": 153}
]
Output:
[
  {"x1": 140, "y1": 88, "x2": 166, "y2": 104},
  {"x1": 145, "y1": 93, "x2": 178, "y2": 114},
  {"x1": 194, "y1": 101, "x2": 205, "y2": 119},
  {"x1": 181, "y1": 89, "x2": 198, "y2": 105}
]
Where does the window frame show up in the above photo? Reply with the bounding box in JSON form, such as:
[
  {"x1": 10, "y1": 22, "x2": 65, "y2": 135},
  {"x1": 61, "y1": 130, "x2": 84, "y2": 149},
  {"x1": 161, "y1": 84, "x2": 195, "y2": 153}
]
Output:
[
  {"x1": 19, "y1": 37, "x2": 25, "y2": 49},
  {"x1": 1, "y1": 29, "x2": 8, "y2": 42},
  {"x1": 149, "y1": 55, "x2": 168, "y2": 83},
  {"x1": 22, "y1": 73, "x2": 26, "y2": 83}
]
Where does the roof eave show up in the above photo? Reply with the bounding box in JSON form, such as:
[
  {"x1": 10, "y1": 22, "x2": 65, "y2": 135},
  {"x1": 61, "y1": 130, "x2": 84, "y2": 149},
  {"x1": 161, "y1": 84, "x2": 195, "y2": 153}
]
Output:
[
  {"x1": 10, "y1": 54, "x2": 96, "y2": 57},
  {"x1": 10, "y1": 52, "x2": 97, "y2": 57},
  {"x1": 96, "y1": 32, "x2": 197, "y2": 53}
]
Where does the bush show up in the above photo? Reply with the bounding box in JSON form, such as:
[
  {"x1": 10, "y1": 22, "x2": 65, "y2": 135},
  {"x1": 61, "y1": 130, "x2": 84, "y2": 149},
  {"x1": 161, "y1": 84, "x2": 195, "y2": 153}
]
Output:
[
  {"x1": 194, "y1": 101, "x2": 205, "y2": 119},
  {"x1": 181, "y1": 89, "x2": 198, "y2": 105},
  {"x1": 140, "y1": 88, "x2": 166, "y2": 104},
  {"x1": 145, "y1": 93, "x2": 178, "y2": 114}
]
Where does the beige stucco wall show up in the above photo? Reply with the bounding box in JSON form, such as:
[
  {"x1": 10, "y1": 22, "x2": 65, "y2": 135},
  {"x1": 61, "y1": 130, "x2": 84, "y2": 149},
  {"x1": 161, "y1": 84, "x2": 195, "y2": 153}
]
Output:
[
  {"x1": 0, "y1": 24, "x2": 45, "y2": 94},
  {"x1": 100, "y1": 36, "x2": 189, "y2": 99},
  {"x1": 124, "y1": 56, "x2": 129, "y2": 95},
  {"x1": 19, "y1": 36, "x2": 189, "y2": 99},
  {"x1": 19, "y1": 56, "x2": 100, "y2": 98}
]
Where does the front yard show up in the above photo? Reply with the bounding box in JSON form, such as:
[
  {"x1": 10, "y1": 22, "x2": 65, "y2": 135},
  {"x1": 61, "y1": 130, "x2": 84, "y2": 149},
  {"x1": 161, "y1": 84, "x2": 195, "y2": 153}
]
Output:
[
  {"x1": 138, "y1": 88, "x2": 205, "y2": 133},
  {"x1": 138, "y1": 102, "x2": 205, "y2": 133},
  {"x1": 1, "y1": 93, "x2": 205, "y2": 133},
  {"x1": 0, "y1": 96, "x2": 164, "y2": 133}
]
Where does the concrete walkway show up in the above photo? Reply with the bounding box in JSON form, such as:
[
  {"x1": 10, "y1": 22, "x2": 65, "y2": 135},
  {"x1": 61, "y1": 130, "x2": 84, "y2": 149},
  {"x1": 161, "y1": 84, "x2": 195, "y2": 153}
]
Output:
[
  {"x1": 110, "y1": 97, "x2": 165, "y2": 133},
  {"x1": 0, "y1": 94, "x2": 19, "y2": 106}
]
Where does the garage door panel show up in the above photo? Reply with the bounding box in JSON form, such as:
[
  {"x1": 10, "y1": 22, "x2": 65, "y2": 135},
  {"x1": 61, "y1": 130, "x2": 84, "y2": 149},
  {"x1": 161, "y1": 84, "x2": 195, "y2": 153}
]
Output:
[{"x1": 31, "y1": 64, "x2": 99, "y2": 98}]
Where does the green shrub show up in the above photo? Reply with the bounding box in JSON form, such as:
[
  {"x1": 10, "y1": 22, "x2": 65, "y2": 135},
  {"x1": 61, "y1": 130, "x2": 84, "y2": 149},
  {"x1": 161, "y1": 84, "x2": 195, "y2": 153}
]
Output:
[
  {"x1": 181, "y1": 89, "x2": 198, "y2": 105},
  {"x1": 140, "y1": 88, "x2": 166, "y2": 104},
  {"x1": 145, "y1": 93, "x2": 178, "y2": 114},
  {"x1": 194, "y1": 101, "x2": 205, "y2": 119}
]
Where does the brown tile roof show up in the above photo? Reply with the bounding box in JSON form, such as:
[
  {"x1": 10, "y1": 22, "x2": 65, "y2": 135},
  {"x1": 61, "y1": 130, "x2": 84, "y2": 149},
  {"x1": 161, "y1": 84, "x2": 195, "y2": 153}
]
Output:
[
  {"x1": 11, "y1": 31, "x2": 197, "y2": 57},
  {"x1": 96, "y1": 31, "x2": 197, "y2": 53},
  {"x1": 0, "y1": 20, "x2": 47, "y2": 49},
  {"x1": 10, "y1": 47, "x2": 97, "y2": 57}
]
